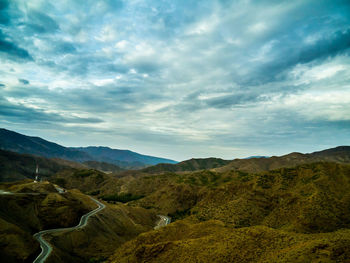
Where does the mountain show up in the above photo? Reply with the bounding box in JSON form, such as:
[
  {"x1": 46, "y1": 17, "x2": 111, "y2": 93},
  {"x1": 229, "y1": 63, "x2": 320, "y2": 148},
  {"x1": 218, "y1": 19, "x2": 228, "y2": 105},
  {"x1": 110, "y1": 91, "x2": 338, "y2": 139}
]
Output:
[
  {"x1": 0, "y1": 128, "x2": 177, "y2": 169},
  {"x1": 139, "y1": 146, "x2": 350, "y2": 174},
  {"x1": 0, "y1": 128, "x2": 91, "y2": 162},
  {"x1": 243, "y1": 156, "x2": 268, "y2": 159},
  {"x1": 141, "y1": 157, "x2": 230, "y2": 173},
  {"x1": 72, "y1": 146, "x2": 177, "y2": 168},
  {"x1": 215, "y1": 146, "x2": 350, "y2": 173}
]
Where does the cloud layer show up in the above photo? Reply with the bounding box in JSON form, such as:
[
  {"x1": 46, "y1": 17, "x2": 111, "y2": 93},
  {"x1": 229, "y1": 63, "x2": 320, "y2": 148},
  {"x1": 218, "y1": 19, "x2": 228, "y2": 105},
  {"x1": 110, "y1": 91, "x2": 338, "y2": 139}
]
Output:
[{"x1": 0, "y1": 0, "x2": 349, "y2": 160}]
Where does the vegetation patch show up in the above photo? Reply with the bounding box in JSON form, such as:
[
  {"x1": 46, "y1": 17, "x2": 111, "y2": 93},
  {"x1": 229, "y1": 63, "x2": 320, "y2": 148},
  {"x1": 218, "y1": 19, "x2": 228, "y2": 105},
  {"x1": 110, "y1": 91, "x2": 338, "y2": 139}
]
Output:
[
  {"x1": 87, "y1": 189, "x2": 100, "y2": 196},
  {"x1": 52, "y1": 177, "x2": 66, "y2": 187},
  {"x1": 101, "y1": 193, "x2": 145, "y2": 203},
  {"x1": 257, "y1": 174, "x2": 275, "y2": 189},
  {"x1": 169, "y1": 208, "x2": 192, "y2": 221},
  {"x1": 89, "y1": 257, "x2": 107, "y2": 263},
  {"x1": 74, "y1": 169, "x2": 97, "y2": 177},
  {"x1": 237, "y1": 171, "x2": 252, "y2": 182}
]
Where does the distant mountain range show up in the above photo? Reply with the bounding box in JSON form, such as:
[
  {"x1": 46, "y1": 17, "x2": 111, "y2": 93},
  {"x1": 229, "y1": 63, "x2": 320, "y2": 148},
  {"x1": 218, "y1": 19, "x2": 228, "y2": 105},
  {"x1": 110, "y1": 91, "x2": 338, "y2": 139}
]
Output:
[
  {"x1": 135, "y1": 146, "x2": 350, "y2": 174},
  {"x1": 243, "y1": 156, "x2": 269, "y2": 159},
  {"x1": 1, "y1": 127, "x2": 349, "y2": 178},
  {"x1": 215, "y1": 146, "x2": 350, "y2": 173},
  {"x1": 0, "y1": 128, "x2": 177, "y2": 169},
  {"x1": 72, "y1": 146, "x2": 177, "y2": 168}
]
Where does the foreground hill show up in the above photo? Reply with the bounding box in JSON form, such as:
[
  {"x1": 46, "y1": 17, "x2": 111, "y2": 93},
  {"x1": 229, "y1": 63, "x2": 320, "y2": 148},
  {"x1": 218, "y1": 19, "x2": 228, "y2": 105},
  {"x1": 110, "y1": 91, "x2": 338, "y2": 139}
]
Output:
[
  {"x1": 107, "y1": 162, "x2": 350, "y2": 263},
  {"x1": 0, "y1": 180, "x2": 95, "y2": 262},
  {"x1": 108, "y1": 221, "x2": 350, "y2": 263},
  {"x1": 0, "y1": 180, "x2": 157, "y2": 263},
  {"x1": 0, "y1": 128, "x2": 177, "y2": 168}
]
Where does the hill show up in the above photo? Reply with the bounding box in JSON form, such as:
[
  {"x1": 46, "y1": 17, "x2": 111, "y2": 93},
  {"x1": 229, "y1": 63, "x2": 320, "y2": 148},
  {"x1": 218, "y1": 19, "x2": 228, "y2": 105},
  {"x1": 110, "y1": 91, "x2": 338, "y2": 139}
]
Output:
[
  {"x1": 0, "y1": 180, "x2": 157, "y2": 263},
  {"x1": 106, "y1": 162, "x2": 350, "y2": 263},
  {"x1": 215, "y1": 146, "x2": 350, "y2": 173},
  {"x1": 0, "y1": 149, "x2": 84, "y2": 182},
  {"x1": 0, "y1": 180, "x2": 95, "y2": 262},
  {"x1": 50, "y1": 168, "x2": 119, "y2": 195},
  {"x1": 135, "y1": 146, "x2": 349, "y2": 174},
  {"x1": 82, "y1": 160, "x2": 123, "y2": 173},
  {"x1": 141, "y1": 157, "x2": 230, "y2": 173}
]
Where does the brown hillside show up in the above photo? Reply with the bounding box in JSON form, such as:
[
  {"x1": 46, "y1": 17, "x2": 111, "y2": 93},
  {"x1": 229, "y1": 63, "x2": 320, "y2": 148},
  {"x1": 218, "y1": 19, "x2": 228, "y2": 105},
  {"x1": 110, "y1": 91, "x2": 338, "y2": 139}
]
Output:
[
  {"x1": 46, "y1": 204, "x2": 157, "y2": 263},
  {"x1": 215, "y1": 146, "x2": 350, "y2": 173},
  {"x1": 107, "y1": 162, "x2": 350, "y2": 263},
  {"x1": 0, "y1": 180, "x2": 94, "y2": 262},
  {"x1": 107, "y1": 220, "x2": 350, "y2": 263}
]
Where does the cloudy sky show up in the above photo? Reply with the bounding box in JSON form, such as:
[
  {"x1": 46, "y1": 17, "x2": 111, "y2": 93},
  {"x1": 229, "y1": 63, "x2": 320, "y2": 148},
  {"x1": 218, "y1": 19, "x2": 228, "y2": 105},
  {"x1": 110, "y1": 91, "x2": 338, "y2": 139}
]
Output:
[{"x1": 0, "y1": 0, "x2": 349, "y2": 161}]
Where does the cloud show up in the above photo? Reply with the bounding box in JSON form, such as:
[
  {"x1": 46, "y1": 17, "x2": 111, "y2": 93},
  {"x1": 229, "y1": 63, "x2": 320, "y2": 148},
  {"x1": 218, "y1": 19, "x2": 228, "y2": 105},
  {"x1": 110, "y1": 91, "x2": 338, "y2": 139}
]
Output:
[
  {"x1": 18, "y1": 78, "x2": 29, "y2": 85},
  {"x1": 0, "y1": 0, "x2": 10, "y2": 25},
  {"x1": 26, "y1": 11, "x2": 59, "y2": 34},
  {"x1": 0, "y1": 30, "x2": 33, "y2": 61},
  {"x1": 0, "y1": 95, "x2": 104, "y2": 125}
]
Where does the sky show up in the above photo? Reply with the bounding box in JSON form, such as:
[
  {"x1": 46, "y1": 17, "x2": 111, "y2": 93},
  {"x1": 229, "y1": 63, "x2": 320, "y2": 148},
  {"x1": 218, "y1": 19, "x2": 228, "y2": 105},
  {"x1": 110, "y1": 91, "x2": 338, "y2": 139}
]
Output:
[{"x1": 0, "y1": 0, "x2": 350, "y2": 161}]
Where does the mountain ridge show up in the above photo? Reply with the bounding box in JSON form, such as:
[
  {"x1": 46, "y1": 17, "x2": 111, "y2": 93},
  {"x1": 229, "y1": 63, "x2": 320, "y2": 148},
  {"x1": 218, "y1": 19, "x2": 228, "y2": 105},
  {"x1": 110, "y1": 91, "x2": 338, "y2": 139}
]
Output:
[
  {"x1": 215, "y1": 145, "x2": 350, "y2": 173},
  {"x1": 135, "y1": 146, "x2": 350, "y2": 174},
  {"x1": 0, "y1": 128, "x2": 177, "y2": 169},
  {"x1": 72, "y1": 146, "x2": 177, "y2": 168},
  {"x1": 141, "y1": 157, "x2": 230, "y2": 173}
]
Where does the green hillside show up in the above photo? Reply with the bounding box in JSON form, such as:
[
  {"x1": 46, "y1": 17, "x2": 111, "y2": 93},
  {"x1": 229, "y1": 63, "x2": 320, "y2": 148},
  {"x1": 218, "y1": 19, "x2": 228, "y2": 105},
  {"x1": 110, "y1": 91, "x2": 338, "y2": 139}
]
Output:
[
  {"x1": 141, "y1": 157, "x2": 230, "y2": 173},
  {"x1": 107, "y1": 162, "x2": 350, "y2": 263}
]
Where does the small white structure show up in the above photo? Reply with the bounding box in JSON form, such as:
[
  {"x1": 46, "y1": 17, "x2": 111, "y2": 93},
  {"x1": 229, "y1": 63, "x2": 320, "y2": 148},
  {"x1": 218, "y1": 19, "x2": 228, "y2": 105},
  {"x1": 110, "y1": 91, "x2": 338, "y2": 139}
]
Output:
[{"x1": 34, "y1": 165, "x2": 39, "y2": 183}]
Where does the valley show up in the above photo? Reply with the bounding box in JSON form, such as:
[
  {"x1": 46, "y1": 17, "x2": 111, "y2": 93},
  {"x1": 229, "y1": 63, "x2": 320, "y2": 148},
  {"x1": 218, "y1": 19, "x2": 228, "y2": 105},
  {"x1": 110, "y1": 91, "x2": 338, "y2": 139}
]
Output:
[{"x1": 0, "y1": 130, "x2": 349, "y2": 262}]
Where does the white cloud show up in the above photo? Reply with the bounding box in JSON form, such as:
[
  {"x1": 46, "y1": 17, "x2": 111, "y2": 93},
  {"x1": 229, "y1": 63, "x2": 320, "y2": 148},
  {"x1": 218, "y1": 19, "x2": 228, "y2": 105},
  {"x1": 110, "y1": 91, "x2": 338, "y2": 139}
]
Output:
[
  {"x1": 95, "y1": 25, "x2": 118, "y2": 42},
  {"x1": 248, "y1": 22, "x2": 267, "y2": 34},
  {"x1": 115, "y1": 40, "x2": 129, "y2": 50}
]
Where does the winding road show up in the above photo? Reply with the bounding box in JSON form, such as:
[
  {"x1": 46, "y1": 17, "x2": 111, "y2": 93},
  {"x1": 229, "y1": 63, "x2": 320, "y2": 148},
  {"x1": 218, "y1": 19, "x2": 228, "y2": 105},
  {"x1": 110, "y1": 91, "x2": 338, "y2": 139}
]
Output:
[
  {"x1": 33, "y1": 196, "x2": 105, "y2": 263},
  {"x1": 154, "y1": 215, "x2": 171, "y2": 229}
]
